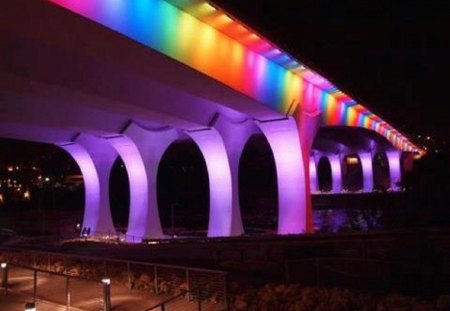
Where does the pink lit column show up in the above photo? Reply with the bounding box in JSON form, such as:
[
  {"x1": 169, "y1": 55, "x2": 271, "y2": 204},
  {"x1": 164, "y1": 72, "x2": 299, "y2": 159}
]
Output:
[
  {"x1": 186, "y1": 128, "x2": 233, "y2": 237},
  {"x1": 214, "y1": 116, "x2": 257, "y2": 236},
  {"x1": 60, "y1": 135, "x2": 116, "y2": 236},
  {"x1": 257, "y1": 117, "x2": 307, "y2": 234},
  {"x1": 386, "y1": 150, "x2": 402, "y2": 190},
  {"x1": 328, "y1": 154, "x2": 343, "y2": 193},
  {"x1": 107, "y1": 124, "x2": 179, "y2": 241},
  {"x1": 359, "y1": 152, "x2": 374, "y2": 192},
  {"x1": 296, "y1": 110, "x2": 321, "y2": 232}
]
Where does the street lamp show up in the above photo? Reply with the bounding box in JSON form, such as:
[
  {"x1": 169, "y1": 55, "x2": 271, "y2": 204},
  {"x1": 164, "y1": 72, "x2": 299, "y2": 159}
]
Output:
[
  {"x1": 24, "y1": 302, "x2": 36, "y2": 311},
  {"x1": 1, "y1": 262, "x2": 8, "y2": 291},
  {"x1": 102, "y1": 278, "x2": 111, "y2": 311}
]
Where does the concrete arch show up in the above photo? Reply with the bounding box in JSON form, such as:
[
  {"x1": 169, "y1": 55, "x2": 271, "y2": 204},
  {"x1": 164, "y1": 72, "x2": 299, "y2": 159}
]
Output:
[
  {"x1": 359, "y1": 152, "x2": 374, "y2": 192},
  {"x1": 256, "y1": 117, "x2": 307, "y2": 234},
  {"x1": 328, "y1": 154, "x2": 343, "y2": 193},
  {"x1": 106, "y1": 123, "x2": 179, "y2": 242},
  {"x1": 386, "y1": 150, "x2": 402, "y2": 190},
  {"x1": 185, "y1": 128, "x2": 233, "y2": 237},
  {"x1": 60, "y1": 134, "x2": 117, "y2": 236},
  {"x1": 213, "y1": 115, "x2": 258, "y2": 236}
]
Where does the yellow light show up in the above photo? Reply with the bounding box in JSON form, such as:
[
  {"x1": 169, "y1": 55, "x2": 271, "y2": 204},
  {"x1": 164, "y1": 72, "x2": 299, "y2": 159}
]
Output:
[
  {"x1": 201, "y1": 2, "x2": 216, "y2": 14},
  {"x1": 0, "y1": 194, "x2": 3, "y2": 204},
  {"x1": 24, "y1": 191, "x2": 30, "y2": 200},
  {"x1": 346, "y1": 156, "x2": 359, "y2": 165}
]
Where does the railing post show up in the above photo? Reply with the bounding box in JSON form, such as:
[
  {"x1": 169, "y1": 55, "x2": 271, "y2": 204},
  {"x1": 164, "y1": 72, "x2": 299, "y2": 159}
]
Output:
[
  {"x1": 66, "y1": 276, "x2": 70, "y2": 311},
  {"x1": 224, "y1": 274, "x2": 230, "y2": 311},
  {"x1": 197, "y1": 285, "x2": 202, "y2": 311},
  {"x1": 186, "y1": 269, "x2": 190, "y2": 293},
  {"x1": 284, "y1": 261, "x2": 290, "y2": 284},
  {"x1": 1, "y1": 262, "x2": 8, "y2": 295},
  {"x1": 316, "y1": 259, "x2": 321, "y2": 286},
  {"x1": 127, "y1": 262, "x2": 131, "y2": 289},
  {"x1": 33, "y1": 270, "x2": 37, "y2": 303},
  {"x1": 102, "y1": 278, "x2": 111, "y2": 311},
  {"x1": 154, "y1": 265, "x2": 158, "y2": 295}
]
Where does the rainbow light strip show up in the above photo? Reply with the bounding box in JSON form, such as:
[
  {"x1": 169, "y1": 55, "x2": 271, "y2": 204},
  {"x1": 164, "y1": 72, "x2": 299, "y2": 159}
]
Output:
[{"x1": 47, "y1": 0, "x2": 420, "y2": 153}]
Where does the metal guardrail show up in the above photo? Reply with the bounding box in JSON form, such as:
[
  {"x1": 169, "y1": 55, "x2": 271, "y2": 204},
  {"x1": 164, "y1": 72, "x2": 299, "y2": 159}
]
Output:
[
  {"x1": 1, "y1": 262, "x2": 106, "y2": 311},
  {"x1": 0, "y1": 246, "x2": 229, "y2": 310}
]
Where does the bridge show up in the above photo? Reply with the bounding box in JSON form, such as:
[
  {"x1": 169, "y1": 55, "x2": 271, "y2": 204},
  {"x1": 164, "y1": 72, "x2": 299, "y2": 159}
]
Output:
[{"x1": 0, "y1": 0, "x2": 421, "y2": 241}]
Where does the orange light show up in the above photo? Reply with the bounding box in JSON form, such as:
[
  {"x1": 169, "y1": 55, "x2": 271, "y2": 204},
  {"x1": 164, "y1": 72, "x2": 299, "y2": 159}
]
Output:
[{"x1": 346, "y1": 156, "x2": 359, "y2": 165}]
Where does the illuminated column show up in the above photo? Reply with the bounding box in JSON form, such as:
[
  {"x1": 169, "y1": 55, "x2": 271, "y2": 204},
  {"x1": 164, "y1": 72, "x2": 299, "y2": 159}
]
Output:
[
  {"x1": 296, "y1": 110, "x2": 321, "y2": 232},
  {"x1": 386, "y1": 150, "x2": 402, "y2": 190},
  {"x1": 214, "y1": 116, "x2": 257, "y2": 236},
  {"x1": 309, "y1": 157, "x2": 318, "y2": 193},
  {"x1": 359, "y1": 152, "x2": 374, "y2": 192},
  {"x1": 106, "y1": 124, "x2": 179, "y2": 241},
  {"x1": 185, "y1": 128, "x2": 233, "y2": 237},
  {"x1": 328, "y1": 154, "x2": 342, "y2": 193},
  {"x1": 59, "y1": 134, "x2": 116, "y2": 236},
  {"x1": 257, "y1": 117, "x2": 307, "y2": 234}
]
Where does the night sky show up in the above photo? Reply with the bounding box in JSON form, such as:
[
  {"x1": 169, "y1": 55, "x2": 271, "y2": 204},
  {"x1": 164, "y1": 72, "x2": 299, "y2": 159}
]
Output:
[{"x1": 215, "y1": 0, "x2": 449, "y2": 143}]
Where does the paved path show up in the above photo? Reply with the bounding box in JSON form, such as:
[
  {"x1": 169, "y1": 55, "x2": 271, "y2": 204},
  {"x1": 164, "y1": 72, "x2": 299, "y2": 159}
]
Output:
[{"x1": 3, "y1": 266, "x2": 171, "y2": 311}]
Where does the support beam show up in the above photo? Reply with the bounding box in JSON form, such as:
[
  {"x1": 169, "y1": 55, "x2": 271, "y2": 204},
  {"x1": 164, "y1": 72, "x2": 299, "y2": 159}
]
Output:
[
  {"x1": 106, "y1": 124, "x2": 179, "y2": 241},
  {"x1": 328, "y1": 154, "x2": 343, "y2": 193},
  {"x1": 60, "y1": 135, "x2": 116, "y2": 236},
  {"x1": 213, "y1": 115, "x2": 257, "y2": 236},
  {"x1": 359, "y1": 152, "x2": 374, "y2": 192},
  {"x1": 257, "y1": 117, "x2": 307, "y2": 234},
  {"x1": 296, "y1": 110, "x2": 321, "y2": 232},
  {"x1": 185, "y1": 128, "x2": 233, "y2": 237},
  {"x1": 386, "y1": 150, "x2": 402, "y2": 190}
]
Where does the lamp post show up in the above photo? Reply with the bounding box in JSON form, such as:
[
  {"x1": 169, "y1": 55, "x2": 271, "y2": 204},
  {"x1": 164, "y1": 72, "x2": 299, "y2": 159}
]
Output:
[
  {"x1": 24, "y1": 302, "x2": 36, "y2": 311},
  {"x1": 1, "y1": 262, "x2": 8, "y2": 294},
  {"x1": 102, "y1": 278, "x2": 111, "y2": 311}
]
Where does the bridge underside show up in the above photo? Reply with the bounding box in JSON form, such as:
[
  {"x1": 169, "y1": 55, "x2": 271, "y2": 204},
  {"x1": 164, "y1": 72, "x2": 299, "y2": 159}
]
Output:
[{"x1": 0, "y1": 0, "x2": 411, "y2": 240}]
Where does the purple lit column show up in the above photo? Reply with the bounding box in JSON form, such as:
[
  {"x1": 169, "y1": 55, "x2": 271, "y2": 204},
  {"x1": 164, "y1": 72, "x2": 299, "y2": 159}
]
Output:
[
  {"x1": 107, "y1": 123, "x2": 179, "y2": 241},
  {"x1": 60, "y1": 135, "x2": 116, "y2": 236},
  {"x1": 213, "y1": 116, "x2": 257, "y2": 236},
  {"x1": 309, "y1": 157, "x2": 318, "y2": 193},
  {"x1": 257, "y1": 117, "x2": 307, "y2": 234},
  {"x1": 359, "y1": 152, "x2": 374, "y2": 192},
  {"x1": 186, "y1": 128, "x2": 233, "y2": 237},
  {"x1": 386, "y1": 150, "x2": 402, "y2": 190},
  {"x1": 328, "y1": 154, "x2": 342, "y2": 193}
]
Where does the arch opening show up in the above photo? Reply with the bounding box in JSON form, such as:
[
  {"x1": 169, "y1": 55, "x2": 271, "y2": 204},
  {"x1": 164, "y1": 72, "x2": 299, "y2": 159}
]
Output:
[
  {"x1": 317, "y1": 156, "x2": 332, "y2": 192},
  {"x1": 239, "y1": 134, "x2": 278, "y2": 235},
  {"x1": 0, "y1": 138, "x2": 83, "y2": 235},
  {"x1": 157, "y1": 140, "x2": 209, "y2": 237},
  {"x1": 109, "y1": 156, "x2": 130, "y2": 232},
  {"x1": 342, "y1": 154, "x2": 363, "y2": 191},
  {"x1": 373, "y1": 152, "x2": 391, "y2": 191}
]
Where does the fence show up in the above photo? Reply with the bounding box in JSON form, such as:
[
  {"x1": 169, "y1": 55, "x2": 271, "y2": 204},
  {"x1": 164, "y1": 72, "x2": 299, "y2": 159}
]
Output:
[
  {"x1": 0, "y1": 246, "x2": 229, "y2": 311},
  {"x1": 1, "y1": 263, "x2": 106, "y2": 311}
]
